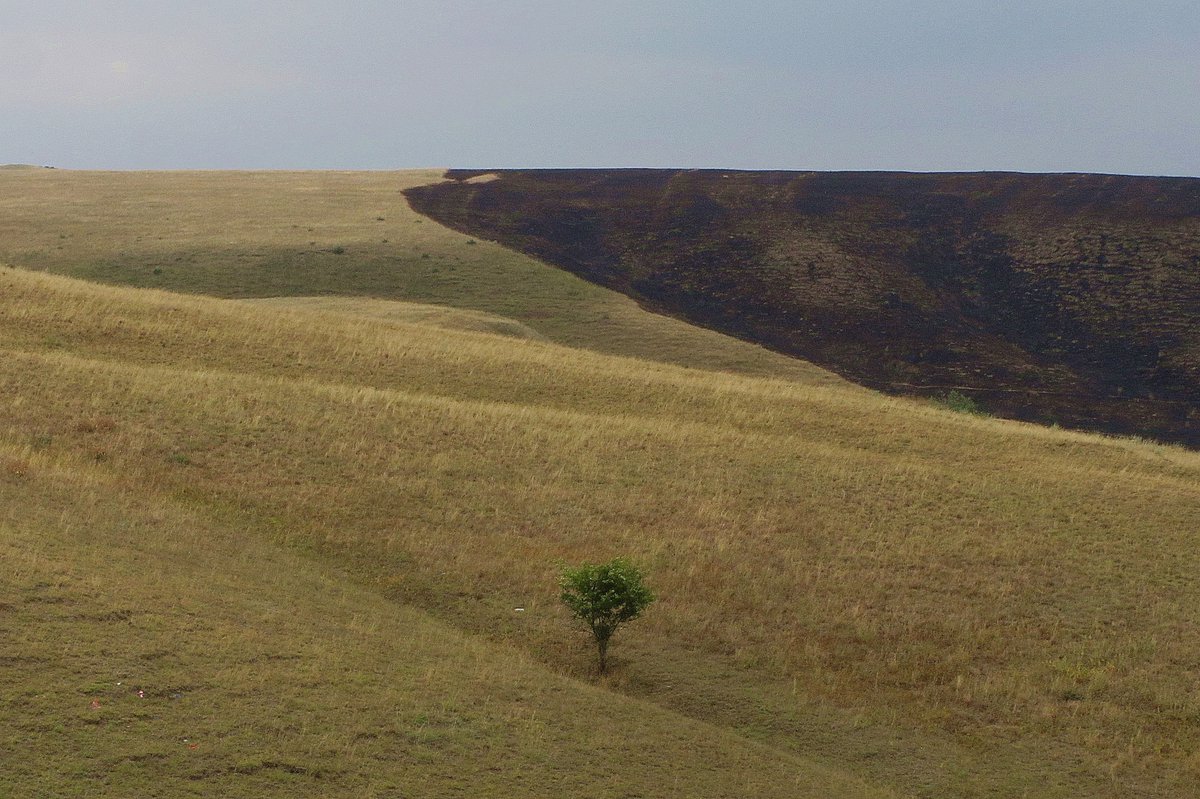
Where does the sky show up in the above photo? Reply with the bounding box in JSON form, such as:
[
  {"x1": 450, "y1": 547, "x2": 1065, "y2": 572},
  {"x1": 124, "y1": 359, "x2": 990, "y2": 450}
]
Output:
[{"x1": 1, "y1": 1, "x2": 1197, "y2": 174}]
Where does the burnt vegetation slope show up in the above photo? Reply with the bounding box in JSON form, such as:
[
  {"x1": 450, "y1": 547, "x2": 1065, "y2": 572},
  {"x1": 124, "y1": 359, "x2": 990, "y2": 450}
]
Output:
[{"x1": 406, "y1": 170, "x2": 1200, "y2": 446}]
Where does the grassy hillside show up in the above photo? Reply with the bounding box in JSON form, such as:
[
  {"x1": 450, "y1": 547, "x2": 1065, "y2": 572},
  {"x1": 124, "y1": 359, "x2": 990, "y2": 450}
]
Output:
[
  {"x1": 0, "y1": 168, "x2": 840, "y2": 386},
  {"x1": 406, "y1": 169, "x2": 1200, "y2": 447},
  {"x1": 1, "y1": 388, "x2": 880, "y2": 799},
  {"x1": 3, "y1": 266, "x2": 1198, "y2": 797}
]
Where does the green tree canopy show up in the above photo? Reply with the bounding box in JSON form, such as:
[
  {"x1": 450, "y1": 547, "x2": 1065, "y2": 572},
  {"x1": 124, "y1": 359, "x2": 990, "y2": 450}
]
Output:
[{"x1": 560, "y1": 558, "x2": 654, "y2": 673}]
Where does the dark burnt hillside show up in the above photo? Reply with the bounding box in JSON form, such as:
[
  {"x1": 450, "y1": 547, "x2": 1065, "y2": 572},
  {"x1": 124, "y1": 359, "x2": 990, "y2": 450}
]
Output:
[{"x1": 406, "y1": 170, "x2": 1200, "y2": 446}]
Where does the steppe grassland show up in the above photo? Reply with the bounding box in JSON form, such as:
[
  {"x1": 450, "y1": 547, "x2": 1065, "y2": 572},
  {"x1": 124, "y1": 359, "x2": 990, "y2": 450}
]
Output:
[
  {"x1": 0, "y1": 168, "x2": 840, "y2": 384},
  {"x1": 0, "y1": 438, "x2": 885, "y2": 799},
  {"x1": 3, "y1": 267, "x2": 1198, "y2": 797}
]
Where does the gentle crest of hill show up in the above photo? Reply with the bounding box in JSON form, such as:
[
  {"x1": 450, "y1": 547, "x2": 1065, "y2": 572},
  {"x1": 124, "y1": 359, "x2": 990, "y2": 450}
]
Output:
[
  {"x1": 3, "y1": 267, "x2": 1199, "y2": 798},
  {"x1": 0, "y1": 169, "x2": 839, "y2": 386},
  {"x1": 405, "y1": 169, "x2": 1200, "y2": 447}
]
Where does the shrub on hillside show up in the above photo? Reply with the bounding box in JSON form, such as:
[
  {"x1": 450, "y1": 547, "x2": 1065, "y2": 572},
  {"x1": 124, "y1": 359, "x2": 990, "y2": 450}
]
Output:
[
  {"x1": 560, "y1": 558, "x2": 654, "y2": 673},
  {"x1": 938, "y1": 390, "x2": 987, "y2": 416}
]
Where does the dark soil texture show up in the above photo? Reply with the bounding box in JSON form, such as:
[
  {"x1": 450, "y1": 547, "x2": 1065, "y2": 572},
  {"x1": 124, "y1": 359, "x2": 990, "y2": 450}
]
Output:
[{"x1": 406, "y1": 170, "x2": 1200, "y2": 447}]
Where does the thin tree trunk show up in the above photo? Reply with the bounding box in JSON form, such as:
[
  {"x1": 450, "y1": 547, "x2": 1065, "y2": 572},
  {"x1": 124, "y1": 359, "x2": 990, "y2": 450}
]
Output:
[{"x1": 597, "y1": 636, "x2": 609, "y2": 673}]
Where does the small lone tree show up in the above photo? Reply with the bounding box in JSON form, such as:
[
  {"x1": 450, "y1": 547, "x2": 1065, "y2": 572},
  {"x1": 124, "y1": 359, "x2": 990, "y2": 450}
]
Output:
[{"x1": 560, "y1": 558, "x2": 654, "y2": 673}]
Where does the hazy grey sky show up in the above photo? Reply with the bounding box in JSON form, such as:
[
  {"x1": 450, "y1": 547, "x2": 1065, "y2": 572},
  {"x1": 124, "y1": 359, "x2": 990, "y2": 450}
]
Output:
[{"x1": 2, "y1": 1, "x2": 1197, "y2": 174}]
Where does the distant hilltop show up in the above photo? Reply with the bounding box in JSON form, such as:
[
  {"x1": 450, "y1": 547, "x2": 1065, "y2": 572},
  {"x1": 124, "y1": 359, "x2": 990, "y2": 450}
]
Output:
[
  {"x1": 407, "y1": 169, "x2": 1200, "y2": 447},
  {"x1": 0, "y1": 163, "x2": 55, "y2": 170}
]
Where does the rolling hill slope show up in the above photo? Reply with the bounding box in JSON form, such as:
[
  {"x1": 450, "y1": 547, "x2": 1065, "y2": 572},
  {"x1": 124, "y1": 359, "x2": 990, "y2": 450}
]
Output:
[
  {"x1": 405, "y1": 169, "x2": 1200, "y2": 447},
  {"x1": 3, "y1": 266, "x2": 1198, "y2": 797},
  {"x1": 0, "y1": 168, "x2": 839, "y2": 386},
  {"x1": 1, "y1": 370, "x2": 882, "y2": 799}
]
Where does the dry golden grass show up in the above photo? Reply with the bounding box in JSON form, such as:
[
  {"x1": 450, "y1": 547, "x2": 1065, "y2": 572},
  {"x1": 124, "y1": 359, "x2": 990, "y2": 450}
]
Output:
[
  {"x1": 241, "y1": 296, "x2": 545, "y2": 340},
  {"x1": 3, "y1": 265, "x2": 1198, "y2": 797},
  {"x1": 1, "y1": 439, "x2": 886, "y2": 798},
  {"x1": 0, "y1": 168, "x2": 841, "y2": 385}
]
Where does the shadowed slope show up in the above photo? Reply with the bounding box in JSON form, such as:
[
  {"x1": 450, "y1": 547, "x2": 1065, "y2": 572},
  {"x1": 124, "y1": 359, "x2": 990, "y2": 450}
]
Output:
[
  {"x1": 0, "y1": 168, "x2": 840, "y2": 386},
  {"x1": 405, "y1": 169, "x2": 1200, "y2": 446}
]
